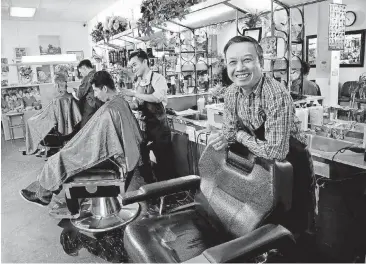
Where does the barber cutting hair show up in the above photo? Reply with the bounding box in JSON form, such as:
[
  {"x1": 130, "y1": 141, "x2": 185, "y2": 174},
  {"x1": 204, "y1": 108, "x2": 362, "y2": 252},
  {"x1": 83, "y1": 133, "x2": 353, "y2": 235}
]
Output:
[
  {"x1": 209, "y1": 36, "x2": 316, "y2": 233},
  {"x1": 121, "y1": 49, "x2": 176, "y2": 182}
]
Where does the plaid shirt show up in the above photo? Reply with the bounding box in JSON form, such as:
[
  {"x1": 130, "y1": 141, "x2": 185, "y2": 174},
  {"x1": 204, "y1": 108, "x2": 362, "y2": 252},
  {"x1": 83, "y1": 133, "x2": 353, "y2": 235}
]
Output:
[{"x1": 223, "y1": 76, "x2": 307, "y2": 161}]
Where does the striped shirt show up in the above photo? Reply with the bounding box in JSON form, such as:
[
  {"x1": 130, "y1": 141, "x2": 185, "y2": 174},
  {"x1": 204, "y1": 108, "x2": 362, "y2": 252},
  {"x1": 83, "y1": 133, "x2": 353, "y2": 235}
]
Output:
[{"x1": 223, "y1": 76, "x2": 307, "y2": 161}]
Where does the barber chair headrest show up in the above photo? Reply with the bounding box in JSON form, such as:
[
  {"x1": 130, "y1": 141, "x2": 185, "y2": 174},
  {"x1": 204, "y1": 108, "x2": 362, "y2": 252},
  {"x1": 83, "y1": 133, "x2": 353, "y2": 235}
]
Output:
[{"x1": 197, "y1": 143, "x2": 293, "y2": 238}]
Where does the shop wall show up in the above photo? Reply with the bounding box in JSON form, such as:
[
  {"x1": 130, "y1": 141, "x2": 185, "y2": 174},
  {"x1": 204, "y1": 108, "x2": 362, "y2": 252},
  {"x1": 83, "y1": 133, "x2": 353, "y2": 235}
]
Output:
[
  {"x1": 1, "y1": 20, "x2": 90, "y2": 84},
  {"x1": 305, "y1": 0, "x2": 366, "y2": 85}
]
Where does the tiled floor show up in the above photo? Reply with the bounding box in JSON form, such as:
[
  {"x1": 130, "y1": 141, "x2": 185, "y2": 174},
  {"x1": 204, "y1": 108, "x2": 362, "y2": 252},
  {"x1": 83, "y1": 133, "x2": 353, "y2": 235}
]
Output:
[{"x1": 1, "y1": 136, "x2": 105, "y2": 263}]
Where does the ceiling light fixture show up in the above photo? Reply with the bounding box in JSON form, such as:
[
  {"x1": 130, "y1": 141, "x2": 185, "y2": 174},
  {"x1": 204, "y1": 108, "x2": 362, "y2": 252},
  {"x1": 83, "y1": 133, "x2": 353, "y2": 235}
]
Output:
[{"x1": 10, "y1": 7, "x2": 36, "y2": 18}]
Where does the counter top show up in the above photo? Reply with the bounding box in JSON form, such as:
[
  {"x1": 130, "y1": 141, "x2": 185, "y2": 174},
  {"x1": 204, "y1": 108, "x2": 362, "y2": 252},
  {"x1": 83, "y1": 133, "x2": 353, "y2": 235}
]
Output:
[
  {"x1": 168, "y1": 92, "x2": 210, "y2": 99},
  {"x1": 168, "y1": 112, "x2": 366, "y2": 170},
  {"x1": 310, "y1": 148, "x2": 366, "y2": 170}
]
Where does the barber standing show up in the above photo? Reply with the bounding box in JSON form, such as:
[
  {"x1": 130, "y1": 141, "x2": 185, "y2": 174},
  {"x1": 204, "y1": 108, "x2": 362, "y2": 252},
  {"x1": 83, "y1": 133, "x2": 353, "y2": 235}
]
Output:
[
  {"x1": 121, "y1": 50, "x2": 176, "y2": 182},
  {"x1": 209, "y1": 36, "x2": 316, "y2": 234},
  {"x1": 73, "y1": 59, "x2": 103, "y2": 128}
]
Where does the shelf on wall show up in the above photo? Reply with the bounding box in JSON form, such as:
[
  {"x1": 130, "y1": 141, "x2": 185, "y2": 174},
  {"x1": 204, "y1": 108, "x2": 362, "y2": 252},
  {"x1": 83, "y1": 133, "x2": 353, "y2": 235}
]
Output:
[
  {"x1": 1, "y1": 81, "x2": 81, "y2": 89},
  {"x1": 8, "y1": 61, "x2": 79, "y2": 66}
]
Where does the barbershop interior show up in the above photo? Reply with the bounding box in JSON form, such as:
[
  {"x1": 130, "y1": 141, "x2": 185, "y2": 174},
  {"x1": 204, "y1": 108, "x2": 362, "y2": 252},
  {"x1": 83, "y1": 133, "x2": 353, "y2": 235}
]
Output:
[{"x1": 2, "y1": 0, "x2": 366, "y2": 263}]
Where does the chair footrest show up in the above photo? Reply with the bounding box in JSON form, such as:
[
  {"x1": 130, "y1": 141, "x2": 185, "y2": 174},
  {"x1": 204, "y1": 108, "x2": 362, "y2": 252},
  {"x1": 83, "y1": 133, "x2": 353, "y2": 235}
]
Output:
[{"x1": 64, "y1": 182, "x2": 124, "y2": 199}]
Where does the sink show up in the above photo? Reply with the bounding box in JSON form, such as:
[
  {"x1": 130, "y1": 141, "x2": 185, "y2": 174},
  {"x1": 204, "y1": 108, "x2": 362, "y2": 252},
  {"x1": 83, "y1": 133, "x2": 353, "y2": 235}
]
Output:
[
  {"x1": 183, "y1": 113, "x2": 208, "y2": 121},
  {"x1": 307, "y1": 134, "x2": 354, "y2": 153}
]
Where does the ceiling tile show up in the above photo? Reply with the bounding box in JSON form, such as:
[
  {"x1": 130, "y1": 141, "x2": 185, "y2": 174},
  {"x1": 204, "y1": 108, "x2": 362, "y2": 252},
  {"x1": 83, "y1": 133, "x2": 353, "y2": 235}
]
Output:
[
  {"x1": 39, "y1": 0, "x2": 71, "y2": 10},
  {"x1": 10, "y1": 0, "x2": 41, "y2": 7},
  {"x1": 34, "y1": 8, "x2": 63, "y2": 21}
]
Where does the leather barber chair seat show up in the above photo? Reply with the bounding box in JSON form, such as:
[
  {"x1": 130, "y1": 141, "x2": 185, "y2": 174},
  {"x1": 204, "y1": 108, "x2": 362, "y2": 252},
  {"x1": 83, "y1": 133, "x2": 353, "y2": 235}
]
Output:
[
  {"x1": 122, "y1": 143, "x2": 299, "y2": 263},
  {"x1": 63, "y1": 160, "x2": 140, "y2": 233}
]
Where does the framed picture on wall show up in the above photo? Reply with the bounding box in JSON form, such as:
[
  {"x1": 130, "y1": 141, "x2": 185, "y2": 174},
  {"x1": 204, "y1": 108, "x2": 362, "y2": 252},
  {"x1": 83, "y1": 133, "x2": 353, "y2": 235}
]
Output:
[
  {"x1": 66, "y1": 51, "x2": 84, "y2": 61},
  {"x1": 243, "y1": 27, "x2": 262, "y2": 42},
  {"x1": 38, "y1": 35, "x2": 62, "y2": 55},
  {"x1": 15, "y1": 48, "x2": 27, "y2": 62},
  {"x1": 306, "y1": 29, "x2": 366, "y2": 68}
]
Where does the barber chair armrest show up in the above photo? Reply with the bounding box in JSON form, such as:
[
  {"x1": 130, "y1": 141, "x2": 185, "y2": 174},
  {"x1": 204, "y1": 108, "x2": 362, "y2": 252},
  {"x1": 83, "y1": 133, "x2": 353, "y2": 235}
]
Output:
[
  {"x1": 200, "y1": 224, "x2": 295, "y2": 263},
  {"x1": 122, "y1": 175, "x2": 200, "y2": 206}
]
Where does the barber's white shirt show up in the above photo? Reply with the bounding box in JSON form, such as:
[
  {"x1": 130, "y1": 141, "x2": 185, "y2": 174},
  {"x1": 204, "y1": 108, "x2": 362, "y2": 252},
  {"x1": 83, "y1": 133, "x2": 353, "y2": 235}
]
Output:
[{"x1": 139, "y1": 70, "x2": 168, "y2": 107}]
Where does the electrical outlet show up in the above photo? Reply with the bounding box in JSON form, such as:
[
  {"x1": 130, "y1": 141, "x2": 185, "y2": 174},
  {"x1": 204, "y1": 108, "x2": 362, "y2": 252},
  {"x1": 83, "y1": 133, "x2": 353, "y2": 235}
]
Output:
[{"x1": 186, "y1": 126, "x2": 196, "y2": 142}]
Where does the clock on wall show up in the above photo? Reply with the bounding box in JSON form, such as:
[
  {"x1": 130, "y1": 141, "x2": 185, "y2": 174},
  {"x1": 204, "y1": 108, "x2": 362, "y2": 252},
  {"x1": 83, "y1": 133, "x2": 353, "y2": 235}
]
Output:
[{"x1": 345, "y1": 11, "x2": 356, "y2": 27}]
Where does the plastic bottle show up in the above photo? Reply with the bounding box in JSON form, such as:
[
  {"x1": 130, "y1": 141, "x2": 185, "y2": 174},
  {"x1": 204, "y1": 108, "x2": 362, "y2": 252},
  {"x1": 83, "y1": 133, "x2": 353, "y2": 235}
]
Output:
[
  {"x1": 295, "y1": 106, "x2": 309, "y2": 131},
  {"x1": 197, "y1": 97, "x2": 205, "y2": 114},
  {"x1": 309, "y1": 100, "x2": 324, "y2": 127}
]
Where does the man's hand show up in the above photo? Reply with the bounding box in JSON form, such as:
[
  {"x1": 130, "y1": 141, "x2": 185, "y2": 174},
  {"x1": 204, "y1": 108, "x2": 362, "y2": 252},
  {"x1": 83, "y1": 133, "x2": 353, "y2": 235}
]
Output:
[
  {"x1": 208, "y1": 132, "x2": 228, "y2": 151},
  {"x1": 120, "y1": 88, "x2": 136, "y2": 97}
]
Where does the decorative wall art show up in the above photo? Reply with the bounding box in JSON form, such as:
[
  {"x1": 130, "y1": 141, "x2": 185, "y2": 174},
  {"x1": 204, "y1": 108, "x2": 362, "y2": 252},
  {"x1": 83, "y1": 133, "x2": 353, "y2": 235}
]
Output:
[
  {"x1": 66, "y1": 51, "x2": 84, "y2": 61},
  {"x1": 1, "y1": 86, "x2": 42, "y2": 113},
  {"x1": 38, "y1": 35, "x2": 62, "y2": 55},
  {"x1": 36, "y1": 65, "x2": 52, "y2": 83},
  {"x1": 243, "y1": 27, "x2": 262, "y2": 42},
  {"x1": 306, "y1": 30, "x2": 365, "y2": 67},
  {"x1": 1, "y1": 58, "x2": 9, "y2": 87},
  {"x1": 260, "y1": 36, "x2": 278, "y2": 59},
  {"x1": 17, "y1": 66, "x2": 33, "y2": 84},
  {"x1": 15, "y1": 48, "x2": 27, "y2": 63},
  {"x1": 328, "y1": 3, "x2": 346, "y2": 50}
]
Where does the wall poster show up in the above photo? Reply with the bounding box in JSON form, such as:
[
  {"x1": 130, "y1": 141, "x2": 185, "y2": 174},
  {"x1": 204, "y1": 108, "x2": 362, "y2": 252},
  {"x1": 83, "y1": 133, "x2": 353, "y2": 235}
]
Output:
[
  {"x1": 328, "y1": 3, "x2": 346, "y2": 50},
  {"x1": 38, "y1": 35, "x2": 62, "y2": 55}
]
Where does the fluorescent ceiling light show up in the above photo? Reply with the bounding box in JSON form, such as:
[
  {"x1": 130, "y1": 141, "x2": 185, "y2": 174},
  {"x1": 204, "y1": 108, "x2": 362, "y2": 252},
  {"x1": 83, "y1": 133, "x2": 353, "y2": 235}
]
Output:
[
  {"x1": 175, "y1": 4, "x2": 232, "y2": 27},
  {"x1": 10, "y1": 7, "x2": 36, "y2": 18},
  {"x1": 21, "y1": 54, "x2": 77, "y2": 64},
  {"x1": 228, "y1": 0, "x2": 271, "y2": 12}
]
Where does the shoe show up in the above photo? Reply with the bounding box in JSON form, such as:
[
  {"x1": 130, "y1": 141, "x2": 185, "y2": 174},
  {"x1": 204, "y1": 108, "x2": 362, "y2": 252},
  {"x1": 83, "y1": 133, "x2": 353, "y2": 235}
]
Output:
[
  {"x1": 49, "y1": 201, "x2": 80, "y2": 219},
  {"x1": 20, "y1": 189, "x2": 49, "y2": 207}
]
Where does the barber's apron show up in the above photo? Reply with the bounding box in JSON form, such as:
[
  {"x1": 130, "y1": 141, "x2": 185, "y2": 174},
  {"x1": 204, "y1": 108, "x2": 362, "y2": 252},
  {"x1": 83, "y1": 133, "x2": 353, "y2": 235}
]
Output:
[
  {"x1": 137, "y1": 72, "x2": 175, "y2": 181},
  {"x1": 235, "y1": 86, "x2": 316, "y2": 233}
]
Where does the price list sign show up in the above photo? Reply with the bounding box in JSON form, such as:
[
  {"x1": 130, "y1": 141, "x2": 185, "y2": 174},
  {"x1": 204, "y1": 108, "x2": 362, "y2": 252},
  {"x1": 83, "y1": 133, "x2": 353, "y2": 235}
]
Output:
[{"x1": 328, "y1": 3, "x2": 346, "y2": 50}]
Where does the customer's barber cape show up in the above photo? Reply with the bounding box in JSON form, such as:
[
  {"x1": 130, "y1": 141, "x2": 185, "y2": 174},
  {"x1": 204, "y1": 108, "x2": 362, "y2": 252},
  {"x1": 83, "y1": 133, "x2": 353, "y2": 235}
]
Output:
[
  {"x1": 25, "y1": 93, "x2": 82, "y2": 154},
  {"x1": 38, "y1": 95, "x2": 144, "y2": 191}
]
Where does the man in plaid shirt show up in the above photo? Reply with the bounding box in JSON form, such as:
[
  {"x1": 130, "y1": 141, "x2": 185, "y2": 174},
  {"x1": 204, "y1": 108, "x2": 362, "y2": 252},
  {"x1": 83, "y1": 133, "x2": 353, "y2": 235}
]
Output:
[{"x1": 209, "y1": 35, "x2": 315, "y2": 234}]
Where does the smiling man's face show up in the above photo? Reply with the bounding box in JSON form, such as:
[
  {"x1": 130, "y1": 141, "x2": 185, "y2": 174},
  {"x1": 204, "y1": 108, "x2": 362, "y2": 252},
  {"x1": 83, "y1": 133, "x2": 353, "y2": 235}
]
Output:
[{"x1": 226, "y1": 42, "x2": 262, "y2": 90}]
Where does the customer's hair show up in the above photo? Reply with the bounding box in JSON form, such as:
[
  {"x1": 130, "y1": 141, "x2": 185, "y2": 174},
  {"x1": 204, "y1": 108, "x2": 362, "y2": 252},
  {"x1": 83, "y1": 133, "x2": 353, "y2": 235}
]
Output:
[
  {"x1": 301, "y1": 61, "x2": 311, "y2": 76},
  {"x1": 221, "y1": 67, "x2": 233, "y2": 86},
  {"x1": 223, "y1": 36, "x2": 264, "y2": 67},
  {"x1": 77, "y1": 59, "x2": 93, "y2": 69},
  {"x1": 129, "y1": 49, "x2": 150, "y2": 66},
  {"x1": 90, "y1": 70, "x2": 116, "y2": 91},
  {"x1": 54, "y1": 73, "x2": 68, "y2": 84}
]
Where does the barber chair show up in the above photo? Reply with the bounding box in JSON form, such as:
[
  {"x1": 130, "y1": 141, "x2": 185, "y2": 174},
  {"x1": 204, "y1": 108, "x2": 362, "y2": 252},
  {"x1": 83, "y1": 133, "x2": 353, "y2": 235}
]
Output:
[
  {"x1": 39, "y1": 124, "x2": 80, "y2": 159},
  {"x1": 121, "y1": 143, "x2": 305, "y2": 263},
  {"x1": 339, "y1": 81, "x2": 359, "y2": 105},
  {"x1": 62, "y1": 159, "x2": 140, "y2": 233}
]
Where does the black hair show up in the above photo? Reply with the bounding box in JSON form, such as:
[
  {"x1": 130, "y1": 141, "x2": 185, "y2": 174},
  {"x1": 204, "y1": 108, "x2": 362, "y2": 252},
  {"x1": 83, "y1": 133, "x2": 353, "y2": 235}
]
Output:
[
  {"x1": 301, "y1": 60, "x2": 311, "y2": 75},
  {"x1": 90, "y1": 70, "x2": 116, "y2": 91},
  {"x1": 128, "y1": 49, "x2": 150, "y2": 66},
  {"x1": 223, "y1": 35, "x2": 264, "y2": 67},
  {"x1": 222, "y1": 67, "x2": 233, "y2": 86},
  {"x1": 77, "y1": 59, "x2": 93, "y2": 69}
]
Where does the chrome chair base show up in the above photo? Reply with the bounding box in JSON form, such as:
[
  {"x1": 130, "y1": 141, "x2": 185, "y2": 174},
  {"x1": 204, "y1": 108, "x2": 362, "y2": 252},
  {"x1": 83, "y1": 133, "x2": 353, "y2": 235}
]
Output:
[{"x1": 71, "y1": 197, "x2": 140, "y2": 233}]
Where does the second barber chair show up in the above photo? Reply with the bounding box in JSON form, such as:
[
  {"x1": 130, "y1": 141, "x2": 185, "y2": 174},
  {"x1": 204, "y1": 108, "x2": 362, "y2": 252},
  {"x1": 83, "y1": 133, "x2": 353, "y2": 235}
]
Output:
[
  {"x1": 121, "y1": 142, "x2": 304, "y2": 263},
  {"x1": 62, "y1": 158, "x2": 140, "y2": 233}
]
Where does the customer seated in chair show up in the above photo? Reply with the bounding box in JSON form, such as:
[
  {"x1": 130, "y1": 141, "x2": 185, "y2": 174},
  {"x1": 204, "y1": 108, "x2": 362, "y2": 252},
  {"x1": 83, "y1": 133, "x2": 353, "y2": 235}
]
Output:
[
  {"x1": 24, "y1": 74, "x2": 82, "y2": 155},
  {"x1": 20, "y1": 71, "x2": 147, "y2": 210}
]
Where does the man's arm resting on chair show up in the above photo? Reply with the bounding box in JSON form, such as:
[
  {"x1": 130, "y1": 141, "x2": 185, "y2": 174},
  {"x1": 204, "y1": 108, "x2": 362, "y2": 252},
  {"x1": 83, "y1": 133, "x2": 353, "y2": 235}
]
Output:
[
  {"x1": 122, "y1": 175, "x2": 200, "y2": 205},
  {"x1": 184, "y1": 224, "x2": 295, "y2": 263}
]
